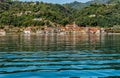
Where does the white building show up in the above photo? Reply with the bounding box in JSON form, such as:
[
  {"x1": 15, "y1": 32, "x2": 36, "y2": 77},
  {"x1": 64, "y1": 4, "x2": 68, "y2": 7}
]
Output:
[
  {"x1": 23, "y1": 28, "x2": 31, "y2": 34},
  {"x1": 0, "y1": 29, "x2": 6, "y2": 35}
]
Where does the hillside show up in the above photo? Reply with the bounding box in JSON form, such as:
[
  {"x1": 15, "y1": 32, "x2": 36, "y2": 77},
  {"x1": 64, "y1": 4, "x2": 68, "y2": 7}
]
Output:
[
  {"x1": 0, "y1": 0, "x2": 120, "y2": 28},
  {"x1": 0, "y1": 0, "x2": 73, "y2": 27},
  {"x1": 87, "y1": 0, "x2": 111, "y2": 4},
  {"x1": 73, "y1": 3, "x2": 120, "y2": 27},
  {"x1": 64, "y1": 1, "x2": 87, "y2": 10},
  {"x1": 64, "y1": 0, "x2": 117, "y2": 10},
  {"x1": 108, "y1": 0, "x2": 120, "y2": 4},
  {"x1": 64, "y1": 0, "x2": 120, "y2": 27}
]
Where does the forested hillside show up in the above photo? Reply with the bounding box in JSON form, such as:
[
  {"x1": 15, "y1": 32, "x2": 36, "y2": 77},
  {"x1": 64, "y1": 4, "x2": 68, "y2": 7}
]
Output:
[
  {"x1": 0, "y1": 0, "x2": 73, "y2": 27},
  {"x1": 0, "y1": 0, "x2": 120, "y2": 28},
  {"x1": 64, "y1": 0, "x2": 111, "y2": 10},
  {"x1": 73, "y1": 3, "x2": 120, "y2": 27}
]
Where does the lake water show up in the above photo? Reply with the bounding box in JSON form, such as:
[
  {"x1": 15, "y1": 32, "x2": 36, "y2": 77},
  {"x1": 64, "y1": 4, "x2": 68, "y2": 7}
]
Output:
[{"x1": 0, "y1": 34, "x2": 120, "y2": 78}]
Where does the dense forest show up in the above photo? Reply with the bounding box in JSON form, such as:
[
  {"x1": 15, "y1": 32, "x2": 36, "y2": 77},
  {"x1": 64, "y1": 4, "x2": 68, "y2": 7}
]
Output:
[
  {"x1": 65, "y1": 0, "x2": 120, "y2": 27},
  {"x1": 0, "y1": 0, "x2": 120, "y2": 28}
]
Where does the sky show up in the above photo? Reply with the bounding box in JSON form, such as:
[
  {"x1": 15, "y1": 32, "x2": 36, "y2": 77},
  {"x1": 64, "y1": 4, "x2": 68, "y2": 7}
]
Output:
[{"x1": 19, "y1": 0, "x2": 91, "y2": 4}]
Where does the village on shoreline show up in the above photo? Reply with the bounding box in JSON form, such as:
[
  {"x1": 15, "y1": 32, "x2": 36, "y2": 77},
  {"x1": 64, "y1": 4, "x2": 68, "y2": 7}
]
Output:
[{"x1": 0, "y1": 23, "x2": 120, "y2": 36}]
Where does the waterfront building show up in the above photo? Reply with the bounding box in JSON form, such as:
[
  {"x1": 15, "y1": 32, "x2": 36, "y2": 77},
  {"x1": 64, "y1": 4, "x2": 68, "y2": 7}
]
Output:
[{"x1": 23, "y1": 27, "x2": 31, "y2": 34}]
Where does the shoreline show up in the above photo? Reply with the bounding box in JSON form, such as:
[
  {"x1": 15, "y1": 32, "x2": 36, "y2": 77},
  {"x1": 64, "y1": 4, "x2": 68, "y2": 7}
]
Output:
[{"x1": 1, "y1": 26, "x2": 120, "y2": 36}]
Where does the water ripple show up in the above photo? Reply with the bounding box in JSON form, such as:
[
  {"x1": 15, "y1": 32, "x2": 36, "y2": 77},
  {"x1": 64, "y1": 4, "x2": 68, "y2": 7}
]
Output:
[{"x1": 0, "y1": 34, "x2": 120, "y2": 77}]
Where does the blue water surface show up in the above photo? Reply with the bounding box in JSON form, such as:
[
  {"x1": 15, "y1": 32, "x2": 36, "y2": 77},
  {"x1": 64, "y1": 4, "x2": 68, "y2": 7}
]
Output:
[{"x1": 0, "y1": 34, "x2": 120, "y2": 78}]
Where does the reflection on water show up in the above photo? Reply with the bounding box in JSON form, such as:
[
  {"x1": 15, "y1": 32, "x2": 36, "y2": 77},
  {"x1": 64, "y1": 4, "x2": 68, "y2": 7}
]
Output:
[
  {"x1": 0, "y1": 34, "x2": 102, "y2": 51},
  {"x1": 0, "y1": 34, "x2": 120, "y2": 78}
]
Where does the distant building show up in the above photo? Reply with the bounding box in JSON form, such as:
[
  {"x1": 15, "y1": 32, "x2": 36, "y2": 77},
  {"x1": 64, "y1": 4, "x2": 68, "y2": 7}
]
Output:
[
  {"x1": 65, "y1": 22, "x2": 78, "y2": 31},
  {"x1": 23, "y1": 27, "x2": 31, "y2": 34},
  {"x1": 89, "y1": 14, "x2": 96, "y2": 18},
  {"x1": 0, "y1": 29, "x2": 6, "y2": 35},
  {"x1": 88, "y1": 27, "x2": 100, "y2": 34}
]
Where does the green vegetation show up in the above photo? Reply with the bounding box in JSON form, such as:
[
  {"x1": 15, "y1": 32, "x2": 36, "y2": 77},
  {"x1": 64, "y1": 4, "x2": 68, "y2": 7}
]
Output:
[
  {"x1": 0, "y1": 0, "x2": 73, "y2": 27},
  {"x1": 0, "y1": 0, "x2": 120, "y2": 28},
  {"x1": 74, "y1": 3, "x2": 120, "y2": 27},
  {"x1": 63, "y1": 0, "x2": 111, "y2": 10}
]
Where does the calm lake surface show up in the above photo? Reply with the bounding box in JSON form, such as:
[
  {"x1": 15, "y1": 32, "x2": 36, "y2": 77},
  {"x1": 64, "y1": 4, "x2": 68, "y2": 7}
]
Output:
[{"x1": 0, "y1": 34, "x2": 120, "y2": 78}]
